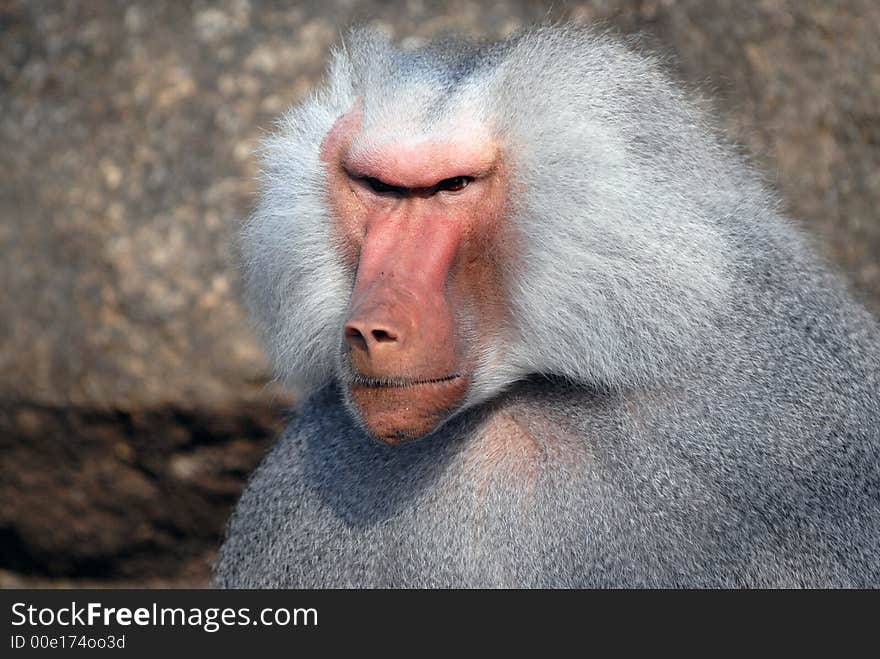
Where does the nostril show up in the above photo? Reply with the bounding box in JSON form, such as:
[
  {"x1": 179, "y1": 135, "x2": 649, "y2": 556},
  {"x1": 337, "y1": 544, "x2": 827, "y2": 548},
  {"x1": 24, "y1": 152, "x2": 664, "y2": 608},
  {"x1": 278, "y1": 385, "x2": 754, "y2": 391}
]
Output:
[
  {"x1": 345, "y1": 325, "x2": 368, "y2": 351},
  {"x1": 345, "y1": 321, "x2": 400, "y2": 350},
  {"x1": 371, "y1": 328, "x2": 397, "y2": 343}
]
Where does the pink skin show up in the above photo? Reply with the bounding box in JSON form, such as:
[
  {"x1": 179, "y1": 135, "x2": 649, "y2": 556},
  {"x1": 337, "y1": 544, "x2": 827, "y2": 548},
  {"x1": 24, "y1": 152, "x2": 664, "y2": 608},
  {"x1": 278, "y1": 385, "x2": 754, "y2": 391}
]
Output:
[{"x1": 321, "y1": 105, "x2": 510, "y2": 444}]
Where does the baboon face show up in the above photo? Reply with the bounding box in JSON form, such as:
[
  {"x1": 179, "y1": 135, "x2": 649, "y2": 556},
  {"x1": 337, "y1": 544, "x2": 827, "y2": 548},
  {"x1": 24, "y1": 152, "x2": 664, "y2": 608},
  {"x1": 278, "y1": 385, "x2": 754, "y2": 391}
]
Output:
[
  {"x1": 245, "y1": 29, "x2": 734, "y2": 448},
  {"x1": 321, "y1": 104, "x2": 515, "y2": 444}
]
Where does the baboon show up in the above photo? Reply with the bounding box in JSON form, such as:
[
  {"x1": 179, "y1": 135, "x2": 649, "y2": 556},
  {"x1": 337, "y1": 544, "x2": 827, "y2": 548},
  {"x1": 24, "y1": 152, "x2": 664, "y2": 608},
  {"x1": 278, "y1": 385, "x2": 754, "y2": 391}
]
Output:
[{"x1": 215, "y1": 26, "x2": 880, "y2": 587}]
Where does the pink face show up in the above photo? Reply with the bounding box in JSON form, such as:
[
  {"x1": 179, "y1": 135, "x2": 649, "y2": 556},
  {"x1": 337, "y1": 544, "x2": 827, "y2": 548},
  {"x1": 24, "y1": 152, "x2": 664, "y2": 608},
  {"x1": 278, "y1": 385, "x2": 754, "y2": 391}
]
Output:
[{"x1": 320, "y1": 106, "x2": 514, "y2": 444}]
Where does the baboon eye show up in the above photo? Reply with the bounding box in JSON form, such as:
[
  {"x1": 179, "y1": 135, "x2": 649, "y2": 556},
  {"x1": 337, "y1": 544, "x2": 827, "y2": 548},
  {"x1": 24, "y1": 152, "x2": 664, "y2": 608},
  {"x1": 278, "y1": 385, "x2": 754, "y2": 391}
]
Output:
[
  {"x1": 363, "y1": 177, "x2": 405, "y2": 196},
  {"x1": 436, "y1": 176, "x2": 472, "y2": 193}
]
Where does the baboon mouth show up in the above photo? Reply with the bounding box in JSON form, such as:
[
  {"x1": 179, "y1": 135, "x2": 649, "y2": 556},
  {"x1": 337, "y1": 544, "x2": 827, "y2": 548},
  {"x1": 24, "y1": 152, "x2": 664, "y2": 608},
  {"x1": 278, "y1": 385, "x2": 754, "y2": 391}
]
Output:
[
  {"x1": 351, "y1": 373, "x2": 463, "y2": 389},
  {"x1": 347, "y1": 372, "x2": 470, "y2": 444}
]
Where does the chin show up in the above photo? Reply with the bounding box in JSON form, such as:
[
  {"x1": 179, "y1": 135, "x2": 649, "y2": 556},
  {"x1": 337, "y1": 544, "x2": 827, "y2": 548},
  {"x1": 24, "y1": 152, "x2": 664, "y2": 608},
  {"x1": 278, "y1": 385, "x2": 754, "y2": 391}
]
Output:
[{"x1": 343, "y1": 376, "x2": 469, "y2": 445}]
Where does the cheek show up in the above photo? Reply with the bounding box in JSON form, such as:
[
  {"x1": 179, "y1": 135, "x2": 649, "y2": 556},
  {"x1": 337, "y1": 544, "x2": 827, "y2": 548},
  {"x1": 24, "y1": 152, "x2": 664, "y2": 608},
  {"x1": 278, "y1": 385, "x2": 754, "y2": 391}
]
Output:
[
  {"x1": 452, "y1": 204, "x2": 518, "y2": 352},
  {"x1": 324, "y1": 172, "x2": 366, "y2": 270}
]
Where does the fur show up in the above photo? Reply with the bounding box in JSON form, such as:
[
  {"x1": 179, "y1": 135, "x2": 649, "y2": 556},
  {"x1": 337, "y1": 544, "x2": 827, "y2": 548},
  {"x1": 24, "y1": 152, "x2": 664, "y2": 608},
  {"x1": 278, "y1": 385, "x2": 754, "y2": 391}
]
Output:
[{"x1": 218, "y1": 26, "x2": 880, "y2": 587}]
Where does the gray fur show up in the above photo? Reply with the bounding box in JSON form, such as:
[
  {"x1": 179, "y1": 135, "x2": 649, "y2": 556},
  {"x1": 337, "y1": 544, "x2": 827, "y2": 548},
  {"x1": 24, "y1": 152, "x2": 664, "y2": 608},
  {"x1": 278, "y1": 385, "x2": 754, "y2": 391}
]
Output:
[{"x1": 217, "y1": 26, "x2": 880, "y2": 587}]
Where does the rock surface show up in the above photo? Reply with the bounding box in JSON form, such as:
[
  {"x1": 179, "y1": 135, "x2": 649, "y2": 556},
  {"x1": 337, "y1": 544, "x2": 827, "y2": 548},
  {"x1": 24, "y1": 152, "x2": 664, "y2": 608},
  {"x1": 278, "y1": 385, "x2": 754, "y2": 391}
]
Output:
[{"x1": 1, "y1": 0, "x2": 877, "y2": 586}]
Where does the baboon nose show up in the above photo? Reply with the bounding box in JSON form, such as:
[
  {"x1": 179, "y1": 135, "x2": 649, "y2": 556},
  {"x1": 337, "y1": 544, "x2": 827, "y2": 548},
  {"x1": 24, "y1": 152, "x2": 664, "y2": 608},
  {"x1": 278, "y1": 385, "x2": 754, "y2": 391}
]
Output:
[{"x1": 344, "y1": 320, "x2": 400, "y2": 353}]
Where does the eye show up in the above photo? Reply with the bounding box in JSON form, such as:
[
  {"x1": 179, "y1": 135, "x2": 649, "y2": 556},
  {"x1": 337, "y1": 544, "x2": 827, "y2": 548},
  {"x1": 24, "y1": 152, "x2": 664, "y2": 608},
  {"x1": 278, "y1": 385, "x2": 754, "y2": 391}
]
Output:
[
  {"x1": 363, "y1": 177, "x2": 405, "y2": 196},
  {"x1": 436, "y1": 176, "x2": 473, "y2": 193}
]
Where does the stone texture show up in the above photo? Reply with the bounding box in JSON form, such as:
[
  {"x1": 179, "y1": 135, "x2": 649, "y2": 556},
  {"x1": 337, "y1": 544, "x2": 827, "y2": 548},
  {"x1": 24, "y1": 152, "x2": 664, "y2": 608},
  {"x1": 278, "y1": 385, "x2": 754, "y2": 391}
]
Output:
[{"x1": 0, "y1": 0, "x2": 877, "y2": 585}]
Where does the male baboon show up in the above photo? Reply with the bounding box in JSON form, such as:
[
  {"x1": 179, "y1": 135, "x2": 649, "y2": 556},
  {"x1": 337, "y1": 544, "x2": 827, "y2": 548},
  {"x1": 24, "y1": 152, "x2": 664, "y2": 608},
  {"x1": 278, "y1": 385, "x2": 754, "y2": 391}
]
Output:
[{"x1": 215, "y1": 26, "x2": 880, "y2": 587}]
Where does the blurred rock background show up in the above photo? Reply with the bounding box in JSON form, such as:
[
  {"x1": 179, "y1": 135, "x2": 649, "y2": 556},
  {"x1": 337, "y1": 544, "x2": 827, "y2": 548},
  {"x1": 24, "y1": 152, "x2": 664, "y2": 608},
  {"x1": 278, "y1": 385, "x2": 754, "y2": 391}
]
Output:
[{"x1": 0, "y1": 0, "x2": 877, "y2": 587}]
